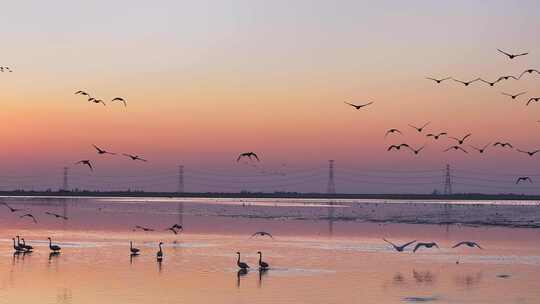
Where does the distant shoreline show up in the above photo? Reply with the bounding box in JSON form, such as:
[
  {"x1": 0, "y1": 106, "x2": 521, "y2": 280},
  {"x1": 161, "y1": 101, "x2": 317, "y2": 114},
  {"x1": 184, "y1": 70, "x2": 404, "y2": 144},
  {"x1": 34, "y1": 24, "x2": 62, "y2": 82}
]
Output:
[{"x1": 0, "y1": 190, "x2": 539, "y2": 201}]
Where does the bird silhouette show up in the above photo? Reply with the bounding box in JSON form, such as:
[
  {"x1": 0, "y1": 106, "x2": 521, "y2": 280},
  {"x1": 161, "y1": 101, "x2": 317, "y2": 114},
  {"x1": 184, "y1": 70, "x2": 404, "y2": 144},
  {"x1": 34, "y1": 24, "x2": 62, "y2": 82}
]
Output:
[
  {"x1": 344, "y1": 101, "x2": 374, "y2": 110},
  {"x1": 385, "y1": 129, "x2": 402, "y2": 137},
  {"x1": 165, "y1": 227, "x2": 179, "y2": 234},
  {"x1": 130, "y1": 241, "x2": 140, "y2": 255},
  {"x1": 48, "y1": 237, "x2": 61, "y2": 253},
  {"x1": 469, "y1": 143, "x2": 490, "y2": 154},
  {"x1": 75, "y1": 90, "x2": 90, "y2": 96},
  {"x1": 257, "y1": 251, "x2": 269, "y2": 270},
  {"x1": 516, "y1": 177, "x2": 533, "y2": 184},
  {"x1": 497, "y1": 75, "x2": 519, "y2": 82},
  {"x1": 444, "y1": 146, "x2": 468, "y2": 153},
  {"x1": 519, "y1": 69, "x2": 540, "y2": 79},
  {"x1": 452, "y1": 78, "x2": 481, "y2": 86},
  {"x1": 497, "y1": 49, "x2": 528, "y2": 59},
  {"x1": 449, "y1": 134, "x2": 472, "y2": 145},
  {"x1": 12, "y1": 238, "x2": 25, "y2": 252},
  {"x1": 413, "y1": 242, "x2": 439, "y2": 253},
  {"x1": 0, "y1": 202, "x2": 26, "y2": 213},
  {"x1": 111, "y1": 97, "x2": 127, "y2": 107},
  {"x1": 409, "y1": 122, "x2": 430, "y2": 133},
  {"x1": 527, "y1": 97, "x2": 540, "y2": 106},
  {"x1": 20, "y1": 238, "x2": 33, "y2": 251},
  {"x1": 407, "y1": 145, "x2": 425, "y2": 155},
  {"x1": 156, "y1": 242, "x2": 164, "y2": 261},
  {"x1": 478, "y1": 78, "x2": 500, "y2": 87},
  {"x1": 93, "y1": 144, "x2": 116, "y2": 155},
  {"x1": 237, "y1": 152, "x2": 259, "y2": 162},
  {"x1": 133, "y1": 225, "x2": 154, "y2": 232},
  {"x1": 123, "y1": 154, "x2": 147, "y2": 162},
  {"x1": 426, "y1": 132, "x2": 447, "y2": 140},
  {"x1": 517, "y1": 149, "x2": 540, "y2": 157},
  {"x1": 387, "y1": 144, "x2": 410, "y2": 151},
  {"x1": 452, "y1": 241, "x2": 483, "y2": 249},
  {"x1": 383, "y1": 239, "x2": 417, "y2": 252},
  {"x1": 75, "y1": 160, "x2": 93, "y2": 171},
  {"x1": 236, "y1": 252, "x2": 250, "y2": 270},
  {"x1": 20, "y1": 213, "x2": 37, "y2": 223},
  {"x1": 493, "y1": 142, "x2": 513, "y2": 149},
  {"x1": 250, "y1": 231, "x2": 273, "y2": 239},
  {"x1": 426, "y1": 77, "x2": 451, "y2": 84},
  {"x1": 44, "y1": 212, "x2": 68, "y2": 220},
  {"x1": 502, "y1": 92, "x2": 527, "y2": 100},
  {"x1": 88, "y1": 97, "x2": 106, "y2": 106}
]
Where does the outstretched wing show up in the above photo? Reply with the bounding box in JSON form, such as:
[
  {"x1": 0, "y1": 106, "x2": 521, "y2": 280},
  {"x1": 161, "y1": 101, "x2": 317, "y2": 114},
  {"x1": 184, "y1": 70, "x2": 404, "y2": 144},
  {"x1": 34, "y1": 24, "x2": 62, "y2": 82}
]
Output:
[
  {"x1": 452, "y1": 241, "x2": 465, "y2": 248},
  {"x1": 497, "y1": 49, "x2": 511, "y2": 57},
  {"x1": 402, "y1": 240, "x2": 417, "y2": 250}
]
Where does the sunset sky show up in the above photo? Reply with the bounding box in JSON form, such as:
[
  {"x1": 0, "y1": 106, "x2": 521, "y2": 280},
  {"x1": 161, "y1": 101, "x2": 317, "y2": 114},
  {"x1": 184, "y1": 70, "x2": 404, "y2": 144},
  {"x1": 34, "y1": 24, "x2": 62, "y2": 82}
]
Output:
[{"x1": 1, "y1": 1, "x2": 540, "y2": 193}]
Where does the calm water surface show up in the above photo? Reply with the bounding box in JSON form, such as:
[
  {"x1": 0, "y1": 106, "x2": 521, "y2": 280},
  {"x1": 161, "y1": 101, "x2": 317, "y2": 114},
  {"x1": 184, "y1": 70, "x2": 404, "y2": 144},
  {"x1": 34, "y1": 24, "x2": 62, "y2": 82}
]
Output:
[{"x1": 0, "y1": 197, "x2": 539, "y2": 304}]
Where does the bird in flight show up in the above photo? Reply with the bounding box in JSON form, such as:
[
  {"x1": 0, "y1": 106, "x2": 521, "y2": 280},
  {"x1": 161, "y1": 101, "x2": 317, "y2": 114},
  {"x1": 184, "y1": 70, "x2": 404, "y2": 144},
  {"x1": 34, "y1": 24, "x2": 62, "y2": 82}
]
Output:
[
  {"x1": 451, "y1": 78, "x2": 481, "y2": 86},
  {"x1": 413, "y1": 242, "x2": 439, "y2": 253},
  {"x1": 497, "y1": 75, "x2": 519, "y2": 82},
  {"x1": 527, "y1": 97, "x2": 540, "y2": 106},
  {"x1": 44, "y1": 212, "x2": 68, "y2": 220},
  {"x1": 123, "y1": 154, "x2": 147, "y2": 162},
  {"x1": 493, "y1": 142, "x2": 513, "y2": 149},
  {"x1": 497, "y1": 49, "x2": 529, "y2": 59},
  {"x1": 111, "y1": 97, "x2": 127, "y2": 107},
  {"x1": 517, "y1": 149, "x2": 540, "y2": 157},
  {"x1": 409, "y1": 122, "x2": 430, "y2": 133},
  {"x1": 444, "y1": 146, "x2": 468, "y2": 153},
  {"x1": 383, "y1": 239, "x2": 417, "y2": 252},
  {"x1": 502, "y1": 92, "x2": 527, "y2": 100},
  {"x1": 408, "y1": 145, "x2": 425, "y2": 155},
  {"x1": 387, "y1": 144, "x2": 410, "y2": 151},
  {"x1": 88, "y1": 98, "x2": 106, "y2": 106},
  {"x1": 449, "y1": 134, "x2": 472, "y2": 145},
  {"x1": 469, "y1": 143, "x2": 490, "y2": 154},
  {"x1": 425, "y1": 77, "x2": 451, "y2": 84},
  {"x1": 250, "y1": 231, "x2": 274, "y2": 239},
  {"x1": 452, "y1": 241, "x2": 483, "y2": 249},
  {"x1": 516, "y1": 177, "x2": 533, "y2": 184},
  {"x1": 20, "y1": 213, "x2": 37, "y2": 223},
  {"x1": 519, "y1": 69, "x2": 540, "y2": 79},
  {"x1": 0, "y1": 202, "x2": 26, "y2": 213},
  {"x1": 426, "y1": 132, "x2": 447, "y2": 140},
  {"x1": 75, "y1": 160, "x2": 93, "y2": 171},
  {"x1": 0, "y1": 66, "x2": 13, "y2": 72},
  {"x1": 133, "y1": 225, "x2": 154, "y2": 232},
  {"x1": 75, "y1": 90, "x2": 91, "y2": 97},
  {"x1": 385, "y1": 129, "x2": 402, "y2": 137},
  {"x1": 478, "y1": 78, "x2": 500, "y2": 87},
  {"x1": 93, "y1": 144, "x2": 116, "y2": 155},
  {"x1": 344, "y1": 101, "x2": 374, "y2": 110},
  {"x1": 237, "y1": 152, "x2": 259, "y2": 162}
]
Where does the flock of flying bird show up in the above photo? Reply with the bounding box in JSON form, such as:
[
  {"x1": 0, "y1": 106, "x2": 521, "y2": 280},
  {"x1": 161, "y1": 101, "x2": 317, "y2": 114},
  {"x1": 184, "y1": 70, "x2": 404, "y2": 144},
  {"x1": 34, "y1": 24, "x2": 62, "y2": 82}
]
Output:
[{"x1": 345, "y1": 49, "x2": 539, "y2": 185}]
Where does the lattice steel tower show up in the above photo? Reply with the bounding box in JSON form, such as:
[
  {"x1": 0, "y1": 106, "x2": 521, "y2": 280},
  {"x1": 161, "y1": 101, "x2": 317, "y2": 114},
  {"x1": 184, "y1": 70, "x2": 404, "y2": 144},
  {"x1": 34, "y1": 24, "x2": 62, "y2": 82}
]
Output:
[
  {"x1": 62, "y1": 167, "x2": 69, "y2": 191},
  {"x1": 327, "y1": 160, "x2": 336, "y2": 194},
  {"x1": 443, "y1": 164, "x2": 452, "y2": 195},
  {"x1": 177, "y1": 165, "x2": 184, "y2": 193}
]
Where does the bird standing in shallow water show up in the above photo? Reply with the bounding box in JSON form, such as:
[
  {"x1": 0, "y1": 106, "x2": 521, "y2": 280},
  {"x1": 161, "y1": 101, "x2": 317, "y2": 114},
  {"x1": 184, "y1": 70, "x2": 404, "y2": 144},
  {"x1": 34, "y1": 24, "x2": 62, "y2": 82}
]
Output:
[
  {"x1": 48, "y1": 237, "x2": 61, "y2": 253},
  {"x1": 236, "y1": 252, "x2": 250, "y2": 270},
  {"x1": 257, "y1": 251, "x2": 269, "y2": 270},
  {"x1": 130, "y1": 241, "x2": 140, "y2": 255},
  {"x1": 156, "y1": 242, "x2": 164, "y2": 261}
]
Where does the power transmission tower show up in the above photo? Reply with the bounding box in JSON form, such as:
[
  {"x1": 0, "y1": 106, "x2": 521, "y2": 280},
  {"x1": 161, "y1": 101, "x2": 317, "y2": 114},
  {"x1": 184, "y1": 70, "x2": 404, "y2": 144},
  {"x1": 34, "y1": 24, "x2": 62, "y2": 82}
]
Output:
[
  {"x1": 327, "y1": 160, "x2": 336, "y2": 194},
  {"x1": 177, "y1": 165, "x2": 184, "y2": 193},
  {"x1": 62, "y1": 167, "x2": 69, "y2": 191},
  {"x1": 443, "y1": 164, "x2": 452, "y2": 195}
]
